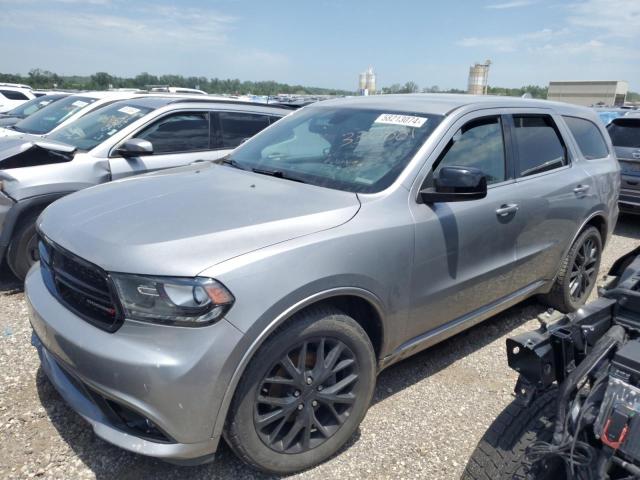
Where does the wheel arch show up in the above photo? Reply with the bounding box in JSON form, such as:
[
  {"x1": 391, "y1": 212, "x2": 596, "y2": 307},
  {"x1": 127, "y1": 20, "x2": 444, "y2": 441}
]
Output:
[
  {"x1": 0, "y1": 191, "x2": 74, "y2": 262},
  {"x1": 212, "y1": 287, "x2": 386, "y2": 443}
]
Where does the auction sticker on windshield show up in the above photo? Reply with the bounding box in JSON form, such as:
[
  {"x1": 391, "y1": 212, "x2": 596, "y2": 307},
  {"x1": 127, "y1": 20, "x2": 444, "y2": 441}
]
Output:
[
  {"x1": 71, "y1": 100, "x2": 88, "y2": 108},
  {"x1": 374, "y1": 113, "x2": 427, "y2": 128},
  {"x1": 118, "y1": 106, "x2": 141, "y2": 115}
]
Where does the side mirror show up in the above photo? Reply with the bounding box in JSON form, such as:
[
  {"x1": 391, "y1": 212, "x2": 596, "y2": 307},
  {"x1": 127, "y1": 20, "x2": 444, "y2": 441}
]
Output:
[
  {"x1": 420, "y1": 166, "x2": 488, "y2": 203},
  {"x1": 116, "y1": 138, "x2": 153, "y2": 158}
]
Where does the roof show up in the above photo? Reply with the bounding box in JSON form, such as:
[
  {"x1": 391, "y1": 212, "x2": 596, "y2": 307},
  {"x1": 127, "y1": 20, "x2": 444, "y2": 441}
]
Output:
[{"x1": 311, "y1": 93, "x2": 596, "y2": 117}]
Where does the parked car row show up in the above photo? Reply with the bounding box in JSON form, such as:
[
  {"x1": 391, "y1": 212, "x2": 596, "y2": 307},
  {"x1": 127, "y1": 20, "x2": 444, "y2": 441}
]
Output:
[
  {"x1": 18, "y1": 93, "x2": 621, "y2": 473},
  {"x1": 0, "y1": 93, "x2": 291, "y2": 278}
]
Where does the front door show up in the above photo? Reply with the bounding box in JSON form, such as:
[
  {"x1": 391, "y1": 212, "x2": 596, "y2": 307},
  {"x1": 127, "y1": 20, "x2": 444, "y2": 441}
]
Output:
[{"x1": 407, "y1": 113, "x2": 522, "y2": 341}]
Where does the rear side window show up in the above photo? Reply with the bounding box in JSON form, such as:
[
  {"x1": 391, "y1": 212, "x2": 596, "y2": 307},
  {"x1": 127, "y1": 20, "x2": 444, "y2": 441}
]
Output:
[
  {"x1": 563, "y1": 116, "x2": 609, "y2": 159},
  {"x1": 218, "y1": 112, "x2": 271, "y2": 148},
  {"x1": 512, "y1": 115, "x2": 567, "y2": 177},
  {"x1": 137, "y1": 113, "x2": 210, "y2": 154},
  {"x1": 434, "y1": 116, "x2": 506, "y2": 185},
  {"x1": 607, "y1": 119, "x2": 640, "y2": 148},
  {"x1": 0, "y1": 89, "x2": 29, "y2": 100}
]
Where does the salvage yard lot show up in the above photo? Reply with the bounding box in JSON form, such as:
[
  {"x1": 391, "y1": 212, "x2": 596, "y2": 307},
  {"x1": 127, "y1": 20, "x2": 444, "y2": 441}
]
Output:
[{"x1": 1, "y1": 215, "x2": 638, "y2": 480}]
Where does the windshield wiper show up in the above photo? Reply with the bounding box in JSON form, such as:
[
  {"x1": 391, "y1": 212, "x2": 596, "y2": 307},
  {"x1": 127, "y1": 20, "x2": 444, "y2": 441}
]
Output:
[
  {"x1": 251, "y1": 167, "x2": 308, "y2": 184},
  {"x1": 216, "y1": 156, "x2": 247, "y2": 171}
]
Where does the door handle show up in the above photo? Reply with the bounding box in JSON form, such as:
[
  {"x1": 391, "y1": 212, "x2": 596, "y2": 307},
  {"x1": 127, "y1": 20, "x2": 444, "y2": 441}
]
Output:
[
  {"x1": 496, "y1": 203, "x2": 519, "y2": 216},
  {"x1": 573, "y1": 184, "x2": 590, "y2": 195}
]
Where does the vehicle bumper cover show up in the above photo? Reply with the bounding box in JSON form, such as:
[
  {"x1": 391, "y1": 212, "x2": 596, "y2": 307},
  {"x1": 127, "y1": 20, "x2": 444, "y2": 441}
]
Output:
[{"x1": 26, "y1": 265, "x2": 244, "y2": 461}]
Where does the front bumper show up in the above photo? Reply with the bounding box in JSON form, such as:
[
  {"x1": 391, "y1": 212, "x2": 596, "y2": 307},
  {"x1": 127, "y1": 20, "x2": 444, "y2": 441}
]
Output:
[{"x1": 26, "y1": 265, "x2": 245, "y2": 462}]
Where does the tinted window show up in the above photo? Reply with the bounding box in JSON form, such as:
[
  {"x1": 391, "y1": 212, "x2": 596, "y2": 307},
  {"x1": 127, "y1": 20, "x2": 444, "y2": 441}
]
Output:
[
  {"x1": 228, "y1": 107, "x2": 442, "y2": 193},
  {"x1": 49, "y1": 102, "x2": 153, "y2": 151},
  {"x1": 269, "y1": 115, "x2": 283, "y2": 125},
  {"x1": 13, "y1": 95, "x2": 97, "y2": 134},
  {"x1": 219, "y1": 112, "x2": 270, "y2": 148},
  {"x1": 434, "y1": 116, "x2": 506, "y2": 185},
  {"x1": 0, "y1": 89, "x2": 29, "y2": 100},
  {"x1": 563, "y1": 116, "x2": 609, "y2": 159},
  {"x1": 607, "y1": 119, "x2": 640, "y2": 148},
  {"x1": 136, "y1": 113, "x2": 209, "y2": 153},
  {"x1": 513, "y1": 115, "x2": 566, "y2": 177},
  {"x1": 137, "y1": 113, "x2": 209, "y2": 153}
]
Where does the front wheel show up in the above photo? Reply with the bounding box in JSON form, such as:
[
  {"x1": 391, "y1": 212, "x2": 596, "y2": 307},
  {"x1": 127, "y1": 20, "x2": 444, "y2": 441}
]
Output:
[
  {"x1": 225, "y1": 307, "x2": 376, "y2": 474},
  {"x1": 7, "y1": 212, "x2": 40, "y2": 281}
]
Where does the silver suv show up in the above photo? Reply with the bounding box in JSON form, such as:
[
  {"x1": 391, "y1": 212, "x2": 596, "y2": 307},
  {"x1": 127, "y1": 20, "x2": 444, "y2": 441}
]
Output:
[
  {"x1": 0, "y1": 96, "x2": 288, "y2": 278},
  {"x1": 27, "y1": 95, "x2": 619, "y2": 474}
]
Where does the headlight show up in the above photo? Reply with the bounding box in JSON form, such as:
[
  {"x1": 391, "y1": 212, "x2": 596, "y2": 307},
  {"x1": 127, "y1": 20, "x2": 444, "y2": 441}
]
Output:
[{"x1": 110, "y1": 274, "x2": 234, "y2": 326}]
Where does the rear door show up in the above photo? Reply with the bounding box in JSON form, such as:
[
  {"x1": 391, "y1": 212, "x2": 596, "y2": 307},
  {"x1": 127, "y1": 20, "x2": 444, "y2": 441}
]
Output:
[{"x1": 505, "y1": 111, "x2": 596, "y2": 289}]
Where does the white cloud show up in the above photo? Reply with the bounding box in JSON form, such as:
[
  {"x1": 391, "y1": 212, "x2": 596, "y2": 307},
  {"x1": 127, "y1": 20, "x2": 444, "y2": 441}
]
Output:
[
  {"x1": 457, "y1": 28, "x2": 567, "y2": 52},
  {"x1": 485, "y1": 0, "x2": 536, "y2": 9},
  {"x1": 567, "y1": 0, "x2": 640, "y2": 38}
]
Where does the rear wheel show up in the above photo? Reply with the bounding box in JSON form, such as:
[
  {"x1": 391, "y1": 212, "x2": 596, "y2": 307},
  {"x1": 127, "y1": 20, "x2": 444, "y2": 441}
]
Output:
[
  {"x1": 7, "y1": 211, "x2": 41, "y2": 281},
  {"x1": 540, "y1": 226, "x2": 602, "y2": 313},
  {"x1": 225, "y1": 307, "x2": 376, "y2": 474}
]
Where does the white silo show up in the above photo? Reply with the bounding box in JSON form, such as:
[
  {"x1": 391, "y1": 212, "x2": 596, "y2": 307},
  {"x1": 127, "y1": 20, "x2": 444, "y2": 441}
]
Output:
[{"x1": 467, "y1": 60, "x2": 491, "y2": 95}]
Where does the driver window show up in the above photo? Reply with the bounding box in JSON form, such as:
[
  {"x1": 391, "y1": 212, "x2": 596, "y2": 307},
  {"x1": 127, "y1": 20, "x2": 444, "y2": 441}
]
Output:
[
  {"x1": 434, "y1": 116, "x2": 506, "y2": 185},
  {"x1": 136, "y1": 112, "x2": 209, "y2": 154}
]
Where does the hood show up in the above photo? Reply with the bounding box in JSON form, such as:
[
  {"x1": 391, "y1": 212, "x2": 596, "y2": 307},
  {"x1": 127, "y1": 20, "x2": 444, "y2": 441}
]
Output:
[
  {"x1": 0, "y1": 135, "x2": 76, "y2": 170},
  {"x1": 0, "y1": 116, "x2": 22, "y2": 128},
  {"x1": 38, "y1": 163, "x2": 361, "y2": 276}
]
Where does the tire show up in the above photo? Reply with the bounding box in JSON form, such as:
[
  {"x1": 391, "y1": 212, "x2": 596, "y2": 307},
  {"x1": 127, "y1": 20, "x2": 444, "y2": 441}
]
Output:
[
  {"x1": 540, "y1": 226, "x2": 602, "y2": 313},
  {"x1": 462, "y1": 388, "x2": 564, "y2": 480},
  {"x1": 7, "y1": 211, "x2": 41, "y2": 281},
  {"x1": 225, "y1": 306, "x2": 376, "y2": 474}
]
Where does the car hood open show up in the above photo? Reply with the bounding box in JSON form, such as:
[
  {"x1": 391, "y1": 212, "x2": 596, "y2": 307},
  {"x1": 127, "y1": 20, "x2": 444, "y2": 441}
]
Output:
[
  {"x1": 38, "y1": 162, "x2": 361, "y2": 277},
  {"x1": 0, "y1": 135, "x2": 76, "y2": 169}
]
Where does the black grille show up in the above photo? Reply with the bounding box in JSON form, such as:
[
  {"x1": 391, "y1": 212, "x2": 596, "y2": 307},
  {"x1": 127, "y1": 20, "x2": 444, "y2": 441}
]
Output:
[{"x1": 39, "y1": 236, "x2": 123, "y2": 332}]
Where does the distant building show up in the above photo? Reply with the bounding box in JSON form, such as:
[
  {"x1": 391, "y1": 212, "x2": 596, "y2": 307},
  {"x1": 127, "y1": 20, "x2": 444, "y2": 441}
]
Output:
[
  {"x1": 547, "y1": 81, "x2": 628, "y2": 107},
  {"x1": 468, "y1": 60, "x2": 491, "y2": 95},
  {"x1": 358, "y1": 67, "x2": 376, "y2": 96}
]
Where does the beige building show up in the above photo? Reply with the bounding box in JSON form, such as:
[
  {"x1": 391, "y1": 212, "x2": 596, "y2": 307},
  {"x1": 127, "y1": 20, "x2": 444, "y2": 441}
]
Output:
[
  {"x1": 547, "y1": 81, "x2": 628, "y2": 106},
  {"x1": 467, "y1": 61, "x2": 491, "y2": 95}
]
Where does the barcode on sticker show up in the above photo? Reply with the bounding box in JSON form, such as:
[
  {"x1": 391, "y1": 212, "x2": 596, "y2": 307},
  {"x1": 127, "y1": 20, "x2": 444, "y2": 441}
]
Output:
[
  {"x1": 375, "y1": 113, "x2": 427, "y2": 128},
  {"x1": 118, "y1": 106, "x2": 140, "y2": 115}
]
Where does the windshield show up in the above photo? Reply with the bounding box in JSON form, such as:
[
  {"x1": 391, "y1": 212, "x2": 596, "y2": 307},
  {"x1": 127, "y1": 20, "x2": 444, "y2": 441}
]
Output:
[
  {"x1": 13, "y1": 95, "x2": 97, "y2": 134},
  {"x1": 228, "y1": 107, "x2": 443, "y2": 193},
  {"x1": 48, "y1": 101, "x2": 154, "y2": 151},
  {"x1": 608, "y1": 119, "x2": 640, "y2": 148},
  {"x1": 5, "y1": 94, "x2": 65, "y2": 118}
]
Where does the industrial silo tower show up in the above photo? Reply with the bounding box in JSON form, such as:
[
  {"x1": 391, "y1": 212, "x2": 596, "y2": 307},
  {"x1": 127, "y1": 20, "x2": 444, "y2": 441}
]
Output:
[
  {"x1": 468, "y1": 60, "x2": 491, "y2": 95},
  {"x1": 358, "y1": 67, "x2": 376, "y2": 95}
]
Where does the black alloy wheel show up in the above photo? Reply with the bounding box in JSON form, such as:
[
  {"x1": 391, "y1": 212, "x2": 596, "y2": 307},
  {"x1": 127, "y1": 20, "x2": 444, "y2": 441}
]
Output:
[
  {"x1": 254, "y1": 337, "x2": 358, "y2": 454},
  {"x1": 225, "y1": 307, "x2": 375, "y2": 474},
  {"x1": 568, "y1": 236, "x2": 599, "y2": 302}
]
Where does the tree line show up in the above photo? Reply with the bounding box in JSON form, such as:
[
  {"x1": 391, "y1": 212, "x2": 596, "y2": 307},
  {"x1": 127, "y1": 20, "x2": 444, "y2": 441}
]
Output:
[
  {"x1": 2, "y1": 69, "x2": 637, "y2": 101},
  {"x1": 0, "y1": 69, "x2": 353, "y2": 96}
]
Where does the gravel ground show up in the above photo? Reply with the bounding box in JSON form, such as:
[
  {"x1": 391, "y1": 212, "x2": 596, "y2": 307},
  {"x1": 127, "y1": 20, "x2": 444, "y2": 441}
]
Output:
[{"x1": 1, "y1": 215, "x2": 638, "y2": 480}]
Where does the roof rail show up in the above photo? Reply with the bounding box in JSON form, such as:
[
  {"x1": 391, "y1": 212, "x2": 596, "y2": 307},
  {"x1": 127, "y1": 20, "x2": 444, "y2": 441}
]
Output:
[
  {"x1": 167, "y1": 97, "x2": 299, "y2": 109},
  {"x1": 0, "y1": 82, "x2": 32, "y2": 90}
]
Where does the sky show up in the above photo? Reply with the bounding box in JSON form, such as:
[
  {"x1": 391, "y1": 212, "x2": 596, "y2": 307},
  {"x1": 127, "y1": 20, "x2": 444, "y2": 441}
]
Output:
[{"x1": 1, "y1": 0, "x2": 638, "y2": 91}]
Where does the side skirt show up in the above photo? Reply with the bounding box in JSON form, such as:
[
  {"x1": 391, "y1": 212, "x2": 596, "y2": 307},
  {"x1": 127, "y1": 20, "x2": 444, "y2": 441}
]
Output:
[{"x1": 378, "y1": 280, "x2": 547, "y2": 370}]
